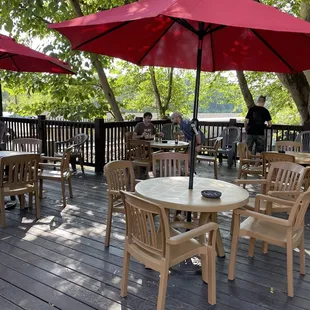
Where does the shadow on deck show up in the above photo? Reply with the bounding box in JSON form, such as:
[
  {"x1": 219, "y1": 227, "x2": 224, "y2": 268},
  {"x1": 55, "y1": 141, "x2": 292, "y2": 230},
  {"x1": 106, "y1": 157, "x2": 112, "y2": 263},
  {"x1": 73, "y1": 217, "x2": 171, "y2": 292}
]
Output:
[{"x1": 0, "y1": 162, "x2": 309, "y2": 309}]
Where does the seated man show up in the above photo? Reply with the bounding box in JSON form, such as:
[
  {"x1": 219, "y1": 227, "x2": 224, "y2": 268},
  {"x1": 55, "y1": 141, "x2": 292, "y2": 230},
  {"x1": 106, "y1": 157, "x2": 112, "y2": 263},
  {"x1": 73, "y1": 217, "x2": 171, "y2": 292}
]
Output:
[
  {"x1": 171, "y1": 112, "x2": 205, "y2": 153},
  {"x1": 133, "y1": 112, "x2": 156, "y2": 139}
]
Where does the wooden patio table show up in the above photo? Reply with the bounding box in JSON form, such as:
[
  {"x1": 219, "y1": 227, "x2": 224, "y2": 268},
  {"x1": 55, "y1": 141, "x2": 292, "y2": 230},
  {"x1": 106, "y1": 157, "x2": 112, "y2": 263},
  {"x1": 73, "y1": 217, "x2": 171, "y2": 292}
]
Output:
[
  {"x1": 267, "y1": 151, "x2": 310, "y2": 165},
  {"x1": 135, "y1": 176, "x2": 249, "y2": 257}
]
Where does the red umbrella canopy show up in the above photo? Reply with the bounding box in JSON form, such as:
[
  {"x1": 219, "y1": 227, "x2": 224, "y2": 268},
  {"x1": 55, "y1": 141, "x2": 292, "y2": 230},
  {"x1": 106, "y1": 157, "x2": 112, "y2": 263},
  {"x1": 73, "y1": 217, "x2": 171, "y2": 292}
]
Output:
[
  {"x1": 49, "y1": 0, "x2": 310, "y2": 74},
  {"x1": 0, "y1": 34, "x2": 74, "y2": 74}
]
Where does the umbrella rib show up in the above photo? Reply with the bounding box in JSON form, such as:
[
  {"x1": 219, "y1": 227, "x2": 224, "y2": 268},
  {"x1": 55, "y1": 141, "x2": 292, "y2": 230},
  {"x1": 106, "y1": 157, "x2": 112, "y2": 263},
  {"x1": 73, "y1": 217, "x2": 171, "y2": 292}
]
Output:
[
  {"x1": 250, "y1": 29, "x2": 294, "y2": 72},
  {"x1": 137, "y1": 19, "x2": 175, "y2": 65},
  {"x1": 75, "y1": 21, "x2": 132, "y2": 50},
  {"x1": 0, "y1": 53, "x2": 20, "y2": 71}
]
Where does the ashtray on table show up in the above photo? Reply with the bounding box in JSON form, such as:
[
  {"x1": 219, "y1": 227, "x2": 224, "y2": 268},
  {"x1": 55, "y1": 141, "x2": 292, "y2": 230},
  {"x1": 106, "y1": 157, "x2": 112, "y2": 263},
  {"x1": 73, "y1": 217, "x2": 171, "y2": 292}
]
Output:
[{"x1": 201, "y1": 190, "x2": 222, "y2": 199}]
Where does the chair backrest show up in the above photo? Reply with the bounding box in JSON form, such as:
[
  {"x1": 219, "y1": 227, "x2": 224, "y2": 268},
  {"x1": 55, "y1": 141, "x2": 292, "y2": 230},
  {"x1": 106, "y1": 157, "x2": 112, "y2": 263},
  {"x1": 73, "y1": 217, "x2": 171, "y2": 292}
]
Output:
[
  {"x1": 12, "y1": 138, "x2": 43, "y2": 154},
  {"x1": 0, "y1": 121, "x2": 7, "y2": 143},
  {"x1": 295, "y1": 131, "x2": 310, "y2": 152},
  {"x1": 266, "y1": 162, "x2": 306, "y2": 193},
  {"x1": 152, "y1": 152, "x2": 188, "y2": 177},
  {"x1": 275, "y1": 141, "x2": 301, "y2": 152},
  {"x1": 220, "y1": 127, "x2": 240, "y2": 147},
  {"x1": 72, "y1": 133, "x2": 88, "y2": 153},
  {"x1": 0, "y1": 153, "x2": 40, "y2": 188},
  {"x1": 237, "y1": 142, "x2": 251, "y2": 160},
  {"x1": 288, "y1": 191, "x2": 310, "y2": 233},
  {"x1": 128, "y1": 139, "x2": 151, "y2": 162},
  {"x1": 104, "y1": 160, "x2": 136, "y2": 194},
  {"x1": 61, "y1": 146, "x2": 74, "y2": 173},
  {"x1": 120, "y1": 190, "x2": 168, "y2": 258},
  {"x1": 125, "y1": 131, "x2": 134, "y2": 143},
  {"x1": 262, "y1": 152, "x2": 295, "y2": 178}
]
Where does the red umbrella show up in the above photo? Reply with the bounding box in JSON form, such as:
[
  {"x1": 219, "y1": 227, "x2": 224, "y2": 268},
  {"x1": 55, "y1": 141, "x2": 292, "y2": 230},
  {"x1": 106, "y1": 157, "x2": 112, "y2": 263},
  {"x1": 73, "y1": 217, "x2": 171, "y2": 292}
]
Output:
[
  {"x1": 0, "y1": 34, "x2": 74, "y2": 74},
  {"x1": 49, "y1": 0, "x2": 310, "y2": 188}
]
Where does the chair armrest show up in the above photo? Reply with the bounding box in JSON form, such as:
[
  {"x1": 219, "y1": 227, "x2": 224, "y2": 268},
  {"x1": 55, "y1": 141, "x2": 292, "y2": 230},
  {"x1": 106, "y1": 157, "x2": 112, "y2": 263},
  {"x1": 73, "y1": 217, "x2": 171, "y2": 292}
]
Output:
[
  {"x1": 167, "y1": 222, "x2": 218, "y2": 245},
  {"x1": 255, "y1": 194, "x2": 295, "y2": 206},
  {"x1": 55, "y1": 140, "x2": 70, "y2": 145},
  {"x1": 234, "y1": 208, "x2": 291, "y2": 226},
  {"x1": 240, "y1": 159, "x2": 262, "y2": 164},
  {"x1": 267, "y1": 191, "x2": 302, "y2": 201},
  {"x1": 234, "y1": 179, "x2": 267, "y2": 185}
]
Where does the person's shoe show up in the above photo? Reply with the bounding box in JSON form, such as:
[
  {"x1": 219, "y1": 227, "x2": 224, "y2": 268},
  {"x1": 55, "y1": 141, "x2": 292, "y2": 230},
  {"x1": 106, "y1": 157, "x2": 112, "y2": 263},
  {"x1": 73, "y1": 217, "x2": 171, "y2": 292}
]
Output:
[{"x1": 5, "y1": 200, "x2": 17, "y2": 210}]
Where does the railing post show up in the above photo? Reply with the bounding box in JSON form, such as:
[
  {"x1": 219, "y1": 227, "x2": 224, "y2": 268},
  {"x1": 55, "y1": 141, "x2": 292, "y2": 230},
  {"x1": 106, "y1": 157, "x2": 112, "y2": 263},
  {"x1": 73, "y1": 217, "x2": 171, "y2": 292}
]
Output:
[
  {"x1": 38, "y1": 115, "x2": 47, "y2": 155},
  {"x1": 95, "y1": 118, "x2": 105, "y2": 174}
]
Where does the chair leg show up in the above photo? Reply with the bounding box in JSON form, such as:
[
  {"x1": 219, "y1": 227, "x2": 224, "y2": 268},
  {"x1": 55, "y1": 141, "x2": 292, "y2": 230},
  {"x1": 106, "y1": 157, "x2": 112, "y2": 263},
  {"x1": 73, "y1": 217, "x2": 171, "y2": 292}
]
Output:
[
  {"x1": 35, "y1": 185, "x2": 40, "y2": 219},
  {"x1": 214, "y1": 161, "x2": 218, "y2": 179},
  {"x1": 0, "y1": 195, "x2": 5, "y2": 228},
  {"x1": 78, "y1": 155, "x2": 85, "y2": 174},
  {"x1": 230, "y1": 215, "x2": 234, "y2": 235},
  {"x1": 120, "y1": 243, "x2": 130, "y2": 297},
  {"x1": 39, "y1": 179, "x2": 43, "y2": 199},
  {"x1": 201, "y1": 252, "x2": 208, "y2": 284},
  {"x1": 299, "y1": 233, "x2": 305, "y2": 275},
  {"x1": 261, "y1": 241, "x2": 268, "y2": 254},
  {"x1": 19, "y1": 195, "x2": 25, "y2": 210},
  {"x1": 105, "y1": 199, "x2": 113, "y2": 247},
  {"x1": 157, "y1": 266, "x2": 169, "y2": 310},
  {"x1": 248, "y1": 237, "x2": 256, "y2": 257},
  {"x1": 28, "y1": 192, "x2": 33, "y2": 209},
  {"x1": 207, "y1": 246, "x2": 216, "y2": 305},
  {"x1": 68, "y1": 177, "x2": 73, "y2": 198},
  {"x1": 287, "y1": 243, "x2": 294, "y2": 297},
  {"x1": 228, "y1": 213, "x2": 240, "y2": 281},
  {"x1": 61, "y1": 179, "x2": 66, "y2": 207}
]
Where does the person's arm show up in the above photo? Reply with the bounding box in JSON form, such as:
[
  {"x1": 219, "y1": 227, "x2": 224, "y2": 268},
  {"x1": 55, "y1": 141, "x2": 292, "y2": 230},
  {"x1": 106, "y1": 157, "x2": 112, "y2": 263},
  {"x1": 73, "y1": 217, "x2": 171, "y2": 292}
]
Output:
[
  {"x1": 266, "y1": 110, "x2": 272, "y2": 127},
  {"x1": 267, "y1": 120, "x2": 272, "y2": 127}
]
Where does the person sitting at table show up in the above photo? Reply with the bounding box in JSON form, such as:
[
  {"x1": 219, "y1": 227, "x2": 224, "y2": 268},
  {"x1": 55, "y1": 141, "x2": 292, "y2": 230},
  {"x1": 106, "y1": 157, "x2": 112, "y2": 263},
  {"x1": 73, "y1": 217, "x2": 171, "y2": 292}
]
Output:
[
  {"x1": 133, "y1": 112, "x2": 157, "y2": 140},
  {"x1": 171, "y1": 112, "x2": 205, "y2": 154}
]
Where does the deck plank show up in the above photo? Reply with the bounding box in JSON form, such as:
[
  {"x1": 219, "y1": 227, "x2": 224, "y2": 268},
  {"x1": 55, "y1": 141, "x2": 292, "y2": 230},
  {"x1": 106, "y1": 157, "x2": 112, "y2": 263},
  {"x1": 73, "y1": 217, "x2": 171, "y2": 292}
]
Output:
[{"x1": 0, "y1": 162, "x2": 309, "y2": 309}]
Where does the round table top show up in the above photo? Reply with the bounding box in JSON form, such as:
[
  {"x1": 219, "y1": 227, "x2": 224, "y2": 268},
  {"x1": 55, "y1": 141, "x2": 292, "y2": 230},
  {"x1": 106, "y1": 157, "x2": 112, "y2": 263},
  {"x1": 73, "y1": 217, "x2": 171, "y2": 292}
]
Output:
[
  {"x1": 135, "y1": 176, "x2": 249, "y2": 212},
  {"x1": 268, "y1": 151, "x2": 310, "y2": 165},
  {"x1": 0, "y1": 151, "x2": 31, "y2": 158},
  {"x1": 150, "y1": 140, "x2": 189, "y2": 150}
]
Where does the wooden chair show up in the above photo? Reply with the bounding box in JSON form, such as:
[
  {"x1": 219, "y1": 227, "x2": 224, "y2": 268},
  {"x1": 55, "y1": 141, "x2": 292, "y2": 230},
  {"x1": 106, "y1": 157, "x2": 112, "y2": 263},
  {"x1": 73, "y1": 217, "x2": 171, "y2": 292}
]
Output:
[
  {"x1": 128, "y1": 139, "x2": 152, "y2": 178},
  {"x1": 125, "y1": 131, "x2": 135, "y2": 160},
  {"x1": 275, "y1": 141, "x2": 301, "y2": 152},
  {"x1": 104, "y1": 160, "x2": 136, "y2": 247},
  {"x1": 0, "y1": 121, "x2": 8, "y2": 151},
  {"x1": 237, "y1": 142, "x2": 263, "y2": 182},
  {"x1": 120, "y1": 191, "x2": 218, "y2": 308},
  {"x1": 39, "y1": 147, "x2": 73, "y2": 207},
  {"x1": 262, "y1": 152, "x2": 295, "y2": 178},
  {"x1": 228, "y1": 190, "x2": 310, "y2": 297},
  {"x1": 295, "y1": 130, "x2": 310, "y2": 152},
  {"x1": 196, "y1": 137, "x2": 222, "y2": 179},
  {"x1": 55, "y1": 133, "x2": 88, "y2": 173},
  {"x1": 0, "y1": 154, "x2": 40, "y2": 227},
  {"x1": 150, "y1": 151, "x2": 189, "y2": 178},
  {"x1": 13, "y1": 138, "x2": 43, "y2": 154}
]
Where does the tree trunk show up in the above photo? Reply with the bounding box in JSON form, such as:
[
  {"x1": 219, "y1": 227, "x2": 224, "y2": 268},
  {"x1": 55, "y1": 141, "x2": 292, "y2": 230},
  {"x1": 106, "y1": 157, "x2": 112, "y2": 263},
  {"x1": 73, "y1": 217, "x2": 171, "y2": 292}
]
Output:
[
  {"x1": 236, "y1": 71, "x2": 255, "y2": 109},
  {"x1": 149, "y1": 67, "x2": 163, "y2": 117},
  {"x1": 301, "y1": 3, "x2": 310, "y2": 86},
  {"x1": 277, "y1": 72, "x2": 310, "y2": 123},
  {"x1": 69, "y1": 0, "x2": 123, "y2": 121}
]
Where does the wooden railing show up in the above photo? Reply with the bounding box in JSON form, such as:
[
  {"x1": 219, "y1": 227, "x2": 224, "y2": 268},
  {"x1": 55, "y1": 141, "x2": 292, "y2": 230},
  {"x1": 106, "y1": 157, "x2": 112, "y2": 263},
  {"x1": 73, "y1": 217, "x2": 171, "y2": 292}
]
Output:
[{"x1": 0, "y1": 116, "x2": 304, "y2": 173}]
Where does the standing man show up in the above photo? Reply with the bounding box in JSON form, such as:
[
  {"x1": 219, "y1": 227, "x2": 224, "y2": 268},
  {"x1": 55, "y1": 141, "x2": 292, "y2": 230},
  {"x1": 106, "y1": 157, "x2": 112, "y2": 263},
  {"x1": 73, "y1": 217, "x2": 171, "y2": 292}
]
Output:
[
  {"x1": 133, "y1": 112, "x2": 156, "y2": 139},
  {"x1": 171, "y1": 112, "x2": 205, "y2": 153},
  {"x1": 245, "y1": 95, "x2": 272, "y2": 154}
]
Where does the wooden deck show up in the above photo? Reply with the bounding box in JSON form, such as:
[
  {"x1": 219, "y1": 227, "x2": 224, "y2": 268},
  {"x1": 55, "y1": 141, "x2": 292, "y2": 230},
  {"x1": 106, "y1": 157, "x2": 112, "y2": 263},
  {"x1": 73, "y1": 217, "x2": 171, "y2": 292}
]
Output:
[{"x1": 0, "y1": 162, "x2": 310, "y2": 310}]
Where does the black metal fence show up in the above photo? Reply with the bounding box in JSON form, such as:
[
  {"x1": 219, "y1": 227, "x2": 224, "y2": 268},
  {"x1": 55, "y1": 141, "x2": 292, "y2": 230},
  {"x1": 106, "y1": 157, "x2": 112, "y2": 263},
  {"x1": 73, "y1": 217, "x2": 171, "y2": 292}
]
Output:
[{"x1": 0, "y1": 115, "x2": 304, "y2": 173}]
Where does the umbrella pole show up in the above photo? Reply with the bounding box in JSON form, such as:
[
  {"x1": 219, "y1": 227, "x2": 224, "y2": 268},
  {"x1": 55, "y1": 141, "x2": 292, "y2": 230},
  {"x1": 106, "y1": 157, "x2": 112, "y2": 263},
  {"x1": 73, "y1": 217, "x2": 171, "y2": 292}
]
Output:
[{"x1": 189, "y1": 38, "x2": 203, "y2": 190}]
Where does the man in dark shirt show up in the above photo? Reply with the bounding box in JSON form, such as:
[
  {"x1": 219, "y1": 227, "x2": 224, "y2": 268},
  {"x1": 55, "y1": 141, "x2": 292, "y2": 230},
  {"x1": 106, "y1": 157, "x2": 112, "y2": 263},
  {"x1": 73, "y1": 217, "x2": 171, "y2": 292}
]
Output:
[
  {"x1": 245, "y1": 95, "x2": 272, "y2": 154},
  {"x1": 133, "y1": 112, "x2": 157, "y2": 139}
]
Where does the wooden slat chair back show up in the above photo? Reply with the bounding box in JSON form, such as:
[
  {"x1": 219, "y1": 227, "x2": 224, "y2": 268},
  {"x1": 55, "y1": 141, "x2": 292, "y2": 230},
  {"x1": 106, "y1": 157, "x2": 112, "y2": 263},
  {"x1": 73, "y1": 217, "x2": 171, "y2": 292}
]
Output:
[
  {"x1": 151, "y1": 152, "x2": 188, "y2": 177},
  {"x1": 262, "y1": 152, "x2": 295, "y2": 178},
  {"x1": 275, "y1": 141, "x2": 302, "y2": 152},
  {"x1": 128, "y1": 139, "x2": 152, "y2": 177},
  {"x1": 125, "y1": 131, "x2": 135, "y2": 160},
  {"x1": 229, "y1": 190, "x2": 310, "y2": 297},
  {"x1": 295, "y1": 130, "x2": 310, "y2": 152},
  {"x1": 120, "y1": 191, "x2": 219, "y2": 308},
  {"x1": 13, "y1": 138, "x2": 43, "y2": 154},
  {"x1": 0, "y1": 154, "x2": 40, "y2": 227},
  {"x1": 39, "y1": 147, "x2": 73, "y2": 208},
  {"x1": 104, "y1": 160, "x2": 136, "y2": 247}
]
